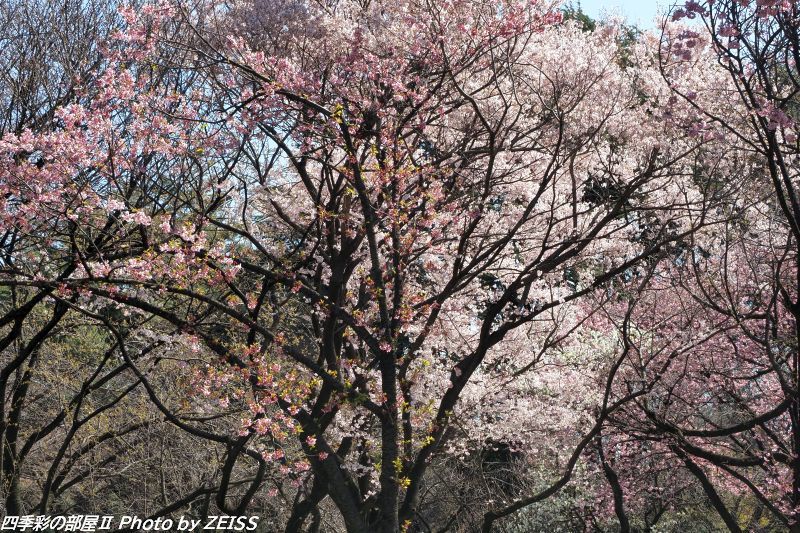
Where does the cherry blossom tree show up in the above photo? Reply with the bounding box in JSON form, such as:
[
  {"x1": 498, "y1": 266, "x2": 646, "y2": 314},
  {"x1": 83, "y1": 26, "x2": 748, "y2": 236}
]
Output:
[
  {"x1": 0, "y1": 0, "x2": 738, "y2": 530},
  {"x1": 646, "y1": 1, "x2": 800, "y2": 530},
  {"x1": 497, "y1": 1, "x2": 800, "y2": 531},
  {"x1": 0, "y1": 0, "x2": 274, "y2": 521}
]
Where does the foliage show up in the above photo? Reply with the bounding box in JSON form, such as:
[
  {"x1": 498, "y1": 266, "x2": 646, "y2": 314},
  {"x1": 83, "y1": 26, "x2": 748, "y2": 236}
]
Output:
[{"x1": 0, "y1": 1, "x2": 799, "y2": 532}]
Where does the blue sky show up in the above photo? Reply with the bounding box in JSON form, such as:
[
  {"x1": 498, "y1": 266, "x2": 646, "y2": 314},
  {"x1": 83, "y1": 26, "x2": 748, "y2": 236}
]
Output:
[{"x1": 570, "y1": 0, "x2": 672, "y2": 27}]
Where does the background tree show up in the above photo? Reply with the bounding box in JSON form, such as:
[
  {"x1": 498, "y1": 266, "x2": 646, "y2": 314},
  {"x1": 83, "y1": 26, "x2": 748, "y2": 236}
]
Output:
[{"x1": 488, "y1": 1, "x2": 800, "y2": 531}]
